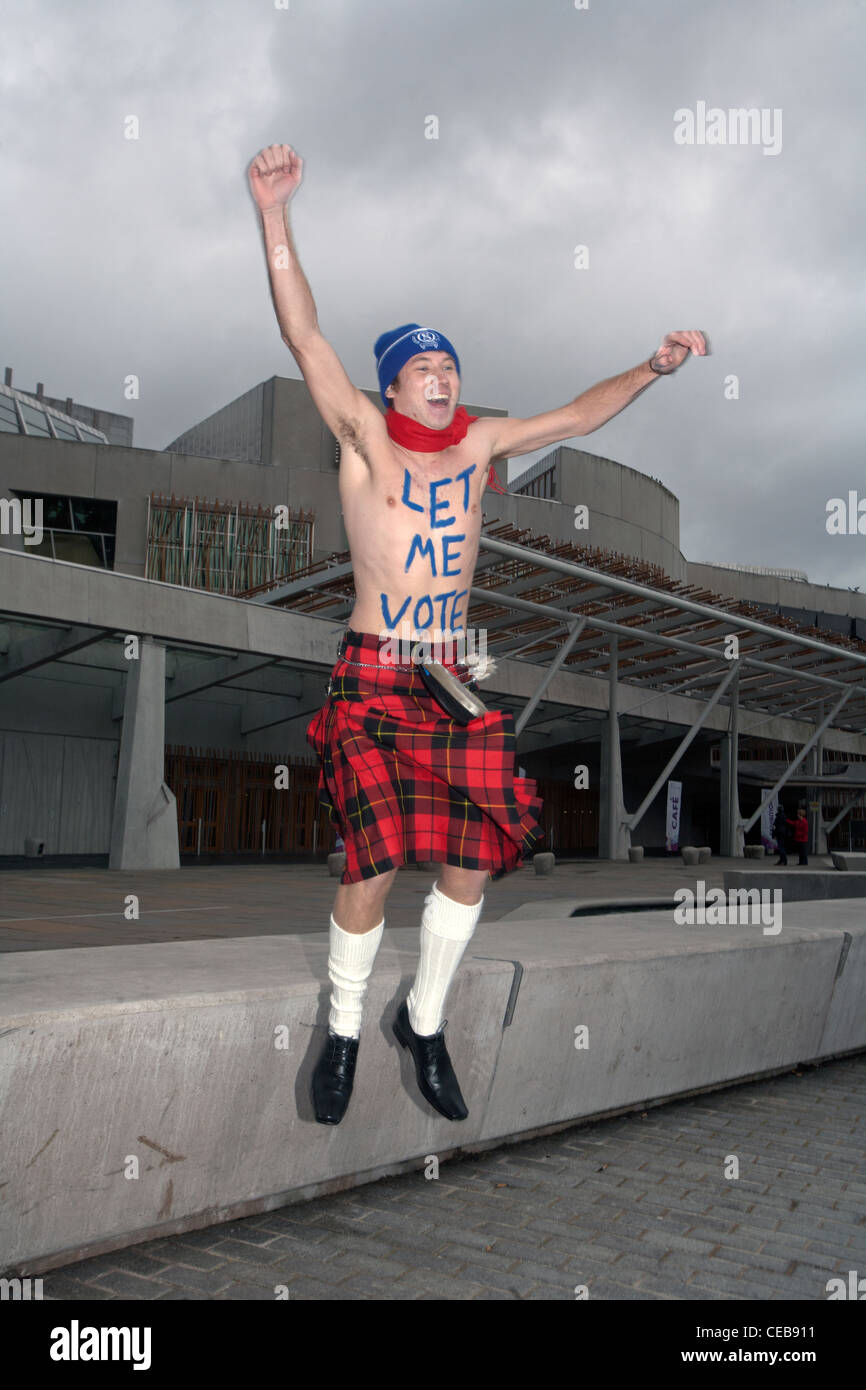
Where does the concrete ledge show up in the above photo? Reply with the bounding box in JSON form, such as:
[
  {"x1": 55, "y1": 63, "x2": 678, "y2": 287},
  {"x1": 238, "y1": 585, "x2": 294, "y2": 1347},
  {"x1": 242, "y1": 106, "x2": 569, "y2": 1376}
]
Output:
[
  {"x1": 2, "y1": 903, "x2": 865, "y2": 1272},
  {"x1": 723, "y1": 869, "x2": 866, "y2": 901},
  {"x1": 831, "y1": 852, "x2": 866, "y2": 871}
]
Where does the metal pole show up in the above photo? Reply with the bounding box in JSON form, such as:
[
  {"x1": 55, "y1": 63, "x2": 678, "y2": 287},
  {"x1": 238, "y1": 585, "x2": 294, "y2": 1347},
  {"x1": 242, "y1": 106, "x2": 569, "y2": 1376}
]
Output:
[
  {"x1": 625, "y1": 660, "x2": 740, "y2": 832},
  {"x1": 468, "y1": 587, "x2": 865, "y2": 705},
  {"x1": 729, "y1": 666, "x2": 740, "y2": 855},
  {"x1": 823, "y1": 791, "x2": 864, "y2": 836},
  {"x1": 515, "y1": 617, "x2": 588, "y2": 736},
  {"x1": 813, "y1": 702, "x2": 824, "y2": 854},
  {"x1": 607, "y1": 636, "x2": 619, "y2": 857},
  {"x1": 741, "y1": 687, "x2": 853, "y2": 833},
  {"x1": 477, "y1": 534, "x2": 866, "y2": 674}
]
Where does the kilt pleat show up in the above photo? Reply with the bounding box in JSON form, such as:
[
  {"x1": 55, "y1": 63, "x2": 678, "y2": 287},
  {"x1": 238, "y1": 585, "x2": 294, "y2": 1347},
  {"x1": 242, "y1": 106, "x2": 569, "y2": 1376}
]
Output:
[{"x1": 306, "y1": 629, "x2": 544, "y2": 884}]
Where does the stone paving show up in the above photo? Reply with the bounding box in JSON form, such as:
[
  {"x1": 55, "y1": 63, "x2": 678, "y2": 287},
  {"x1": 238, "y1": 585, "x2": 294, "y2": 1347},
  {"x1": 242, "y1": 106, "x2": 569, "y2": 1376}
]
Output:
[
  {"x1": 0, "y1": 855, "x2": 832, "y2": 952},
  {"x1": 40, "y1": 1053, "x2": 865, "y2": 1301}
]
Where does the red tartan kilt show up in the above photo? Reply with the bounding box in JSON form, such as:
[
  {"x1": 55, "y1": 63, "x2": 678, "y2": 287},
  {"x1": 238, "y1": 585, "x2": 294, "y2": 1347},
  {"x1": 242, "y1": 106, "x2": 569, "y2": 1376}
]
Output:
[{"x1": 306, "y1": 630, "x2": 544, "y2": 884}]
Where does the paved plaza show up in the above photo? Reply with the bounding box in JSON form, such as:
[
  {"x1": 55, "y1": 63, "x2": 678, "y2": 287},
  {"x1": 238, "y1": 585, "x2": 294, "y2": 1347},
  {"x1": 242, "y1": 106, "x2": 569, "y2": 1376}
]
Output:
[
  {"x1": 34, "y1": 1053, "x2": 865, "y2": 1302},
  {"x1": 0, "y1": 854, "x2": 836, "y2": 953},
  {"x1": 5, "y1": 855, "x2": 862, "y2": 1301}
]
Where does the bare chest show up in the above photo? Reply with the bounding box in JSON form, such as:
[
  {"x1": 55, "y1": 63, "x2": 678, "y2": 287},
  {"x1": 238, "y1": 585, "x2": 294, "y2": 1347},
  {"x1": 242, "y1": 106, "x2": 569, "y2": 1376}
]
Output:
[
  {"x1": 343, "y1": 436, "x2": 485, "y2": 537},
  {"x1": 341, "y1": 438, "x2": 487, "y2": 635}
]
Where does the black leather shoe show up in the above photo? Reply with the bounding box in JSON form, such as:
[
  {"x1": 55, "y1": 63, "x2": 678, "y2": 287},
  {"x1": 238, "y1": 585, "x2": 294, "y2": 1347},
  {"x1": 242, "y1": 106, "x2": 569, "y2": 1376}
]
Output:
[
  {"x1": 392, "y1": 1000, "x2": 468, "y2": 1120},
  {"x1": 312, "y1": 1029, "x2": 359, "y2": 1124}
]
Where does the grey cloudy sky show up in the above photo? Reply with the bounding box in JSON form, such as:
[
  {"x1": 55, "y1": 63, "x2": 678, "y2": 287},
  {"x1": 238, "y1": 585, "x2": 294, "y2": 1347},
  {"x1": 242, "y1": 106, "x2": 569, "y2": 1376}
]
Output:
[{"x1": 2, "y1": 0, "x2": 864, "y2": 588}]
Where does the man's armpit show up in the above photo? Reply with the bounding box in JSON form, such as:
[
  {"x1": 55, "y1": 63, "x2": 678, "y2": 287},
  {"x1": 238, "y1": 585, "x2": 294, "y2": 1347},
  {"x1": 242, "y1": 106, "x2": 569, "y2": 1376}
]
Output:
[{"x1": 335, "y1": 414, "x2": 373, "y2": 470}]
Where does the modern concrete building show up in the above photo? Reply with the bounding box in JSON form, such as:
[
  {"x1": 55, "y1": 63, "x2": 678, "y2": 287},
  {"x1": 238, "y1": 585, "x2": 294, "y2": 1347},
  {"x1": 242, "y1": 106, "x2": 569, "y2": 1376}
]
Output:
[{"x1": 2, "y1": 369, "x2": 866, "y2": 869}]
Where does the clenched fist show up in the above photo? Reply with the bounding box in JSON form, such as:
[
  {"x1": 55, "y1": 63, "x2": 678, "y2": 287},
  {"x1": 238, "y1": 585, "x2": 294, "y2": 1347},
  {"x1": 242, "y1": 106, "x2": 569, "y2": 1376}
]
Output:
[
  {"x1": 650, "y1": 330, "x2": 707, "y2": 374},
  {"x1": 248, "y1": 143, "x2": 303, "y2": 213}
]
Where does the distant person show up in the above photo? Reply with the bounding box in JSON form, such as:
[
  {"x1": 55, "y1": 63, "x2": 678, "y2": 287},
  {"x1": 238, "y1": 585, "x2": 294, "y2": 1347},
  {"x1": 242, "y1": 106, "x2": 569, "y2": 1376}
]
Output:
[
  {"x1": 773, "y1": 805, "x2": 788, "y2": 865},
  {"x1": 787, "y1": 808, "x2": 810, "y2": 866}
]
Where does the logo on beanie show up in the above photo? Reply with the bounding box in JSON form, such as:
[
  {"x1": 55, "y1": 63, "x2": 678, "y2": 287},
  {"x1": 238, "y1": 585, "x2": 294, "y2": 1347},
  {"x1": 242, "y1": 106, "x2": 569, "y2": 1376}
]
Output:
[{"x1": 412, "y1": 330, "x2": 439, "y2": 349}]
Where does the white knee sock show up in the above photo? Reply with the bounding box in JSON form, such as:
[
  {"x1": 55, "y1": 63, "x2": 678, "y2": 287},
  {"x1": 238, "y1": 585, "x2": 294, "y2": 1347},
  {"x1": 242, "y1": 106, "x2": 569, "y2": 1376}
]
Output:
[
  {"x1": 407, "y1": 882, "x2": 484, "y2": 1036},
  {"x1": 328, "y1": 914, "x2": 384, "y2": 1039}
]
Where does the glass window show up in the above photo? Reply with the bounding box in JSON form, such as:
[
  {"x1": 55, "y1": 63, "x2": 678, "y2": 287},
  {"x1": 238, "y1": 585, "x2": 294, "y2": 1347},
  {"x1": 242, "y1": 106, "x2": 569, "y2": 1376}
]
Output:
[
  {"x1": 25, "y1": 534, "x2": 55, "y2": 560},
  {"x1": 51, "y1": 531, "x2": 106, "y2": 567},
  {"x1": 71, "y1": 498, "x2": 116, "y2": 531},
  {"x1": 11, "y1": 492, "x2": 116, "y2": 570},
  {"x1": 18, "y1": 402, "x2": 52, "y2": 436},
  {"x1": 0, "y1": 399, "x2": 19, "y2": 432},
  {"x1": 40, "y1": 495, "x2": 72, "y2": 527},
  {"x1": 51, "y1": 418, "x2": 79, "y2": 440}
]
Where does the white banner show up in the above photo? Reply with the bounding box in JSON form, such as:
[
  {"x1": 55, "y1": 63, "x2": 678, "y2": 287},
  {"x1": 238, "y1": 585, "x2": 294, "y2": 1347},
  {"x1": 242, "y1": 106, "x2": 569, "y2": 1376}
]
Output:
[
  {"x1": 761, "y1": 791, "x2": 778, "y2": 851},
  {"x1": 665, "y1": 780, "x2": 683, "y2": 852}
]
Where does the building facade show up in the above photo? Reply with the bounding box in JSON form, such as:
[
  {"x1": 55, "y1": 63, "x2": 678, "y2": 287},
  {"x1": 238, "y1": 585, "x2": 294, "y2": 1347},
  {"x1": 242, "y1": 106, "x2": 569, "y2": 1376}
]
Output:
[{"x1": 2, "y1": 370, "x2": 865, "y2": 867}]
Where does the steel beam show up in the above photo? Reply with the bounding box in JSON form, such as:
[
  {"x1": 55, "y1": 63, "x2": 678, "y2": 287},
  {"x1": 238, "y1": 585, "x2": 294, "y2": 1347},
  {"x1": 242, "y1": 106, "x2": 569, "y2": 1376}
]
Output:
[
  {"x1": 477, "y1": 534, "x2": 866, "y2": 676},
  {"x1": 728, "y1": 666, "x2": 742, "y2": 856},
  {"x1": 255, "y1": 560, "x2": 355, "y2": 606},
  {"x1": 822, "y1": 791, "x2": 865, "y2": 836},
  {"x1": 0, "y1": 623, "x2": 109, "y2": 682},
  {"x1": 740, "y1": 687, "x2": 854, "y2": 833},
  {"x1": 608, "y1": 635, "x2": 619, "y2": 855},
  {"x1": 624, "y1": 661, "x2": 741, "y2": 832},
  {"x1": 515, "y1": 617, "x2": 587, "y2": 736},
  {"x1": 469, "y1": 586, "x2": 862, "y2": 716}
]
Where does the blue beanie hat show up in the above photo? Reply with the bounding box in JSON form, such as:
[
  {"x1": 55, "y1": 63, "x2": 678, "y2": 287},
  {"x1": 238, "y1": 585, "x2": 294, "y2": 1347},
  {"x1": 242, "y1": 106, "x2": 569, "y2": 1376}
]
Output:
[{"x1": 374, "y1": 323, "x2": 461, "y2": 407}]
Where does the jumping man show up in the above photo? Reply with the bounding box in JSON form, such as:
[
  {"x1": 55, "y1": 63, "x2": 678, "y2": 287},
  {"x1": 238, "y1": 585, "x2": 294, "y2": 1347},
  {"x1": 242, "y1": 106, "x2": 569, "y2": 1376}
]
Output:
[{"x1": 248, "y1": 143, "x2": 706, "y2": 1125}]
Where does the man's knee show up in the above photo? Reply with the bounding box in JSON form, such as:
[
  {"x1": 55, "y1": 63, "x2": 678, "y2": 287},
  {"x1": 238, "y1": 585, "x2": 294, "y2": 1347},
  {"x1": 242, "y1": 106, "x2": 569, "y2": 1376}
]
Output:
[
  {"x1": 333, "y1": 866, "x2": 399, "y2": 931},
  {"x1": 436, "y1": 864, "x2": 489, "y2": 906}
]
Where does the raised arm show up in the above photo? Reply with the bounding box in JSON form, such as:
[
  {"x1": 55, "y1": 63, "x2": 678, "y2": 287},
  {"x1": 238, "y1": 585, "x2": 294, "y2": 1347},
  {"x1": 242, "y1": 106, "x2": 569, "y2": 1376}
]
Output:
[
  {"x1": 477, "y1": 331, "x2": 707, "y2": 461},
  {"x1": 248, "y1": 144, "x2": 383, "y2": 454}
]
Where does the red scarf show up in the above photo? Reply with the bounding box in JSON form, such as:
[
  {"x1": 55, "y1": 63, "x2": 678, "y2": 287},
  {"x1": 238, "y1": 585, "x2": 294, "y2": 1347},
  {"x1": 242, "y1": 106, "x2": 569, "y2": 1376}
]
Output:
[{"x1": 385, "y1": 407, "x2": 507, "y2": 493}]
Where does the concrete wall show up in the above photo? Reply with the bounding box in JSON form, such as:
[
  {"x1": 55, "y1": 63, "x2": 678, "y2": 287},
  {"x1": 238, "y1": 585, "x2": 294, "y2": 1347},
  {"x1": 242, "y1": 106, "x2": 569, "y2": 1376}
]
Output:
[
  {"x1": 0, "y1": 436, "x2": 285, "y2": 580},
  {"x1": 0, "y1": 731, "x2": 116, "y2": 855},
  {"x1": 4, "y1": 374, "x2": 865, "y2": 640},
  {"x1": 723, "y1": 868, "x2": 866, "y2": 901},
  {"x1": 505, "y1": 445, "x2": 685, "y2": 578},
  {"x1": 164, "y1": 380, "x2": 269, "y2": 464},
  {"x1": 270, "y1": 378, "x2": 335, "y2": 473},
  {"x1": 0, "y1": 378, "x2": 507, "y2": 578},
  {"x1": 2, "y1": 902, "x2": 863, "y2": 1272},
  {"x1": 686, "y1": 561, "x2": 866, "y2": 634}
]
